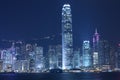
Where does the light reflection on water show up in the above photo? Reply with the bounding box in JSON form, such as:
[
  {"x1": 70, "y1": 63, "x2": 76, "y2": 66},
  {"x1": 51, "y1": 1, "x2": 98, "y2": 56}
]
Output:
[
  {"x1": 0, "y1": 72, "x2": 119, "y2": 80},
  {"x1": 60, "y1": 73, "x2": 102, "y2": 80}
]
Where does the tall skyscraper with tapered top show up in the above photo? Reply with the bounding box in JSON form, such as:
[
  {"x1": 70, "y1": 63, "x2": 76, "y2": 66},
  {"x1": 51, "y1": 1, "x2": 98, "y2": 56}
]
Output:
[
  {"x1": 92, "y1": 28, "x2": 100, "y2": 68},
  {"x1": 62, "y1": 4, "x2": 73, "y2": 70}
]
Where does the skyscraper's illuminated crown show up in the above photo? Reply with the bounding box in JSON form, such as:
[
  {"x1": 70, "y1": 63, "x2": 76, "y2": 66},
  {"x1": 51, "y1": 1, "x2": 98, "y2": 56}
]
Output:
[{"x1": 63, "y1": 4, "x2": 70, "y2": 7}]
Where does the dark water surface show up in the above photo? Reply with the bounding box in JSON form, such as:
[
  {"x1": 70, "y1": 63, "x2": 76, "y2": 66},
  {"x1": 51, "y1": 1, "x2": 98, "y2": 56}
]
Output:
[{"x1": 0, "y1": 72, "x2": 120, "y2": 80}]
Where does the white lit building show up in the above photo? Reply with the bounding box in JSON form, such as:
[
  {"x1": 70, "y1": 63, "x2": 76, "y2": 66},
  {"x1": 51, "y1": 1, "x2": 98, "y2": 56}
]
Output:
[
  {"x1": 82, "y1": 40, "x2": 91, "y2": 68},
  {"x1": 62, "y1": 4, "x2": 73, "y2": 70}
]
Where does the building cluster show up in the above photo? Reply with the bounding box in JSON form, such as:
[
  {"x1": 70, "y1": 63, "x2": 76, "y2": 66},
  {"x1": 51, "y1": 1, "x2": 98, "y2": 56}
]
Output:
[
  {"x1": 0, "y1": 43, "x2": 46, "y2": 72},
  {"x1": 61, "y1": 4, "x2": 120, "y2": 72},
  {"x1": 0, "y1": 4, "x2": 119, "y2": 73}
]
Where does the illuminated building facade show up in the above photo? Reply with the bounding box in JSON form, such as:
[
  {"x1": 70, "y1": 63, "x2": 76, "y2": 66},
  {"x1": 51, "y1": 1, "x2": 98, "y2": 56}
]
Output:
[
  {"x1": 29, "y1": 51, "x2": 35, "y2": 72},
  {"x1": 48, "y1": 45, "x2": 62, "y2": 69},
  {"x1": 99, "y1": 40, "x2": 110, "y2": 69},
  {"x1": 109, "y1": 46, "x2": 116, "y2": 70},
  {"x1": 115, "y1": 44, "x2": 120, "y2": 69},
  {"x1": 93, "y1": 52, "x2": 98, "y2": 67},
  {"x1": 92, "y1": 28, "x2": 100, "y2": 68},
  {"x1": 56, "y1": 45, "x2": 62, "y2": 69},
  {"x1": 73, "y1": 48, "x2": 80, "y2": 68},
  {"x1": 82, "y1": 40, "x2": 91, "y2": 68},
  {"x1": 48, "y1": 46, "x2": 57, "y2": 69},
  {"x1": 1, "y1": 43, "x2": 16, "y2": 72},
  {"x1": 62, "y1": 4, "x2": 73, "y2": 70},
  {"x1": 35, "y1": 46, "x2": 45, "y2": 72},
  {"x1": 14, "y1": 60, "x2": 29, "y2": 72}
]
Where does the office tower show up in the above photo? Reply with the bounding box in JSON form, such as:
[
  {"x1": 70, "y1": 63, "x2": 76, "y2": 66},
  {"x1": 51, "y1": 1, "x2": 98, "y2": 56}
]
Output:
[
  {"x1": 44, "y1": 53, "x2": 49, "y2": 70},
  {"x1": 109, "y1": 45, "x2": 116, "y2": 70},
  {"x1": 10, "y1": 42, "x2": 17, "y2": 71},
  {"x1": 99, "y1": 40, "x2": 110, "y2": 70},
  {"x1": 25, "y1": 44, "x2": 35, "y2": 72},
  {"x1": 14, "y1": 43, "x2": 30, "y2": 72},
  {"x1": 93, "y1": 52, "x2": 99, "y2": 68},
  {"x1": 29, "y1": 51, "x2": 35, "y2": 72},
  {"x1": 73, "y1": 48, "x2": 80, "y2": 69},
  {"x1": 35, "y1": 46, "x2": 45, "y2": 72},
  {"x1": 82, "y1": 40, "x2": 91, "y2": 68},
  {"x1": 1, "y1": 49, "x2": 15, "y2": 72},
  {"x1": 48, "y1": 46, "x2": 57, "y2": 69},
  {"x1": 48, "y1": 45, "x2": 62, "y2": 69},
  {"x1": 92, "y1": 28, "x2": 100, "y2": 68},
  {"x1": 62, "y1": 4, "x2": 73, "y2": 70},
  {"x1": 56, "y1": 45, "x2": 62, "y2": 69},
  {"x1": 115, "y1": 44, "x2": 120, "y2": 70},
  {"x1": 1, "y1": 43, "x2": 16, "y2": 72}
]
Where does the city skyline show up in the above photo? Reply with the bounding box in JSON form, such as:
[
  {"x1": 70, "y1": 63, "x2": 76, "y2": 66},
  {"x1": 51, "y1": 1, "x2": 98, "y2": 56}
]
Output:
[
  {"x1": 0, "y1": 0, "x2": 119, "y2": 46},
  {"x1": 0, "y1": 3, "x2": 119, "y2": 73}
]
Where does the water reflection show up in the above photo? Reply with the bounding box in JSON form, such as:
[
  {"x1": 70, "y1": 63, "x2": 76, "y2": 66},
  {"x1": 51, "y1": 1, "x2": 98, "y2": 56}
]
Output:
[{"x1": 0, "y1": 72, "x2": 119, "y2": 80}]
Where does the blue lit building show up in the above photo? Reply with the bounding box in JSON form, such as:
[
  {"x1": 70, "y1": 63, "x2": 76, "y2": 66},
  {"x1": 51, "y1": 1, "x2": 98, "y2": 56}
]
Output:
[
  {"x1": 48, "y1": 45, "x2": 62, "y2": 69},
  {"x1": 115, "y1": 44, "x2": 120, "y2": 70},
  {"x1": 1, "y1": 43, "x2": 16, "y2": 72},
  {"x1": 82, "y1": 40, "x2": 91, "y2": 68},
  {"x1": 73, "y1": 48, "x2": 81, "y2": 69},
  {"x1": 56, "y1": 45, "x2": 62, "y2": 69},
  {"x1": 62, "y1": 4, "x2": 73, "y2": 70},
  {"x1": 48, "y1": 46, "x2": 57, "y2": 69},
  {"x1": 35, "y1": 46, "x2": 45, "y2": 72}
]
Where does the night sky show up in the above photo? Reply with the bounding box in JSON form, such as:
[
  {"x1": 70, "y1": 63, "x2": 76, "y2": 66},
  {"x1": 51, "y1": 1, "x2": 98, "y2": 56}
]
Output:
[{"x1": 0, "y1": 0, "x2": 120, "y2": 46}]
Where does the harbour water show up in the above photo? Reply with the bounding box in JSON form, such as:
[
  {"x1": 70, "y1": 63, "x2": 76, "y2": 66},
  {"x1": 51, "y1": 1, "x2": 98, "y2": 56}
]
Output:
[{"x1": 0, "y1": 72, "x2": 120, "y2": 80}]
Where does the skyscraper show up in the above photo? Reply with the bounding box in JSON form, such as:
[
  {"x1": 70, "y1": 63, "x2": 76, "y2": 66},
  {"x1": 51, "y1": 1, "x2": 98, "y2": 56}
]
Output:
[
  {"x1": 35, "y1": 46, "x2": 44, "y2": 72},
  {"x1": 56, "y1": 45, "x2": 62, "y2": 69},
  {"x1": 48, "y1": 45, "x2": 62, "y2": 69},
  {"x1": 48, "y1": 46, "x2": 57, "y2": 69},
  {"x1": 1, "y1": 43, "x2": 16, "y2": 72},
  {"x1": 99, "y1": 40, "x2": 110, "y2": 68},
  {"x1": 62, "y1": 4, "x2": 73, "y2": 70},
  {"x1": 82, "y1": 40, "x2": 91, "y2": 68},
  {"x1": 73, "y1": 48, "x2": 81, "y2": 69},
  {"x1": 115, "y1": 44, "x2": 120, "y2": 69},
  {"x1": 92, "y1": 28, "x2": 100, "y2": 68}
]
